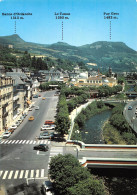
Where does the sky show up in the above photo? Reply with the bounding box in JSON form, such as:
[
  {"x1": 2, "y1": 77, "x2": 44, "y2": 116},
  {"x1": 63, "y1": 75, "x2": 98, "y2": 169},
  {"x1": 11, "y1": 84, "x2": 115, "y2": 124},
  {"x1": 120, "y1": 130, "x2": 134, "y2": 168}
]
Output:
[{"x1": 0, "y1": 0, "x2": 137, "y2": 50}]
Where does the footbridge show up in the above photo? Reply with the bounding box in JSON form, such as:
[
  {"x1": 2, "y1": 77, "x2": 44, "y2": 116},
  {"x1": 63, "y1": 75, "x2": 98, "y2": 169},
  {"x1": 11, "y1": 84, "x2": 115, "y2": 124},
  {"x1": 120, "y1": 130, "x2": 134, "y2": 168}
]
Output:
[{"x1": 66, "y1": 141, "x2": 137, "y2": 169}]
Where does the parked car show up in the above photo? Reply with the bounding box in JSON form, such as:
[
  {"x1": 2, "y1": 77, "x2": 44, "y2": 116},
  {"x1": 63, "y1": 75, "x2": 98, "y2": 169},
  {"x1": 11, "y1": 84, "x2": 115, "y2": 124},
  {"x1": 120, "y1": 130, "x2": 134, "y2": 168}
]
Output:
[
  {"x1": 18, "y1": 119, "x2": 22, "y2": 123},
  {"x1": 39, "y1": 132, "x2": 54, "y2": 139},
  {"x1": 39, "y1": 132, "x2": 49, "y2": 139},
  {"x1": 28, "y1": 107, "x2": 33, "y2": 111},
  {"x1": 33, "y1": 144, "x2": 49, "y2": 151},
  {"x1": 35, "y1": 106, "x2": 39, "y2": 110},
  {"x1": 41, "y1": 125, "x2": 55, "y2": 131},
  {"x1": 128, "y1": 106, "x2": 132, "y2": 110},
  {"x1": 23, "y1": 112, "x2": 27, "y2": 117},
  {"x1": 29, "y1": 116, "x2": 34, "y2": 121},
  {"x1": 42, "y1": 180, "x2": 54, "y2": 195},
  {"x1": 15, "y1": 121, "x2": 20, "y2": 126},
  {"x1": 33, "y1": 95, "x2": 38, "y2": 98},
  {"x1": 7, "y1": 128, "x2": 14, "y2": 134},
  {"x1": 3, "y1": 131, "x2": 11, "y2": 138},
  {"x1": 45, "y1": 120, "x2": 55, "y2": 125},
  {"x1": 10, "y1": 125, "x2": 17, "y2": 129}
]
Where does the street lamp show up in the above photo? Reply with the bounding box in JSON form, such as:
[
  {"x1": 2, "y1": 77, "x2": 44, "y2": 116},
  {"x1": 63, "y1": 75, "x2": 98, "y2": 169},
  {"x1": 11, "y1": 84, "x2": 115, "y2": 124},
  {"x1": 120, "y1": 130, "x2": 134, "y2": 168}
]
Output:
[
  {"x1": 133, "y1": 117, "x2": 135, "y2": 130},
  {"x1": 75, "y1": 130, "x2": 79, "y2": 159}
]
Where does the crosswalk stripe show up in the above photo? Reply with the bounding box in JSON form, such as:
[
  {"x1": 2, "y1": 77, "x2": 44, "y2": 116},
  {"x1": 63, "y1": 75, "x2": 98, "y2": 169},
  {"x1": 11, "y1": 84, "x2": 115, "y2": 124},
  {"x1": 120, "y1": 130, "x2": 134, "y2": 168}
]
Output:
[
  {"x1": 14, "y1": 170, "x2": 19, "y2": 179},
  {"x1": 35, "y1": 170, "x2": 39, "y2": 178},
  {"x1": 24, "y1": 170, "x2": 29, "y2": 178},
  {"x1": 0, "y1": 171, "x2": 3, "y2": 177},
  {"x1": 41, "y1": 169, "x2": 44, "y2": 178},
  {"x1": 0, "y1": 169, "x2": 46, "y2": 180},
  {"x1": 4, "y1": 140, "x2": 9, "y2": 144},
  {"x1": 22, "y1": 140, "x2": 26, "y2": 144},
  {"x1": 7, "y1": 140, "x2": 12, "y2": 144},
  {"x1": 0, "y1": 139, "x2": 49, "y2": 145},
  {"x1": 8, "y1": 171, "x2": 13, "y2": 179},
  {"x1": 30, "y1": 170, "x2": 34, "y2": 178},
  {"x1": 0, "y1": 140, "x2": 5, "y2": 144},
  {"x1": 19, "y1": 170, "x2": 24, "y2": 179},
  {"x1": 2, "y1": 171, "x2": 8, "y2": 179}
]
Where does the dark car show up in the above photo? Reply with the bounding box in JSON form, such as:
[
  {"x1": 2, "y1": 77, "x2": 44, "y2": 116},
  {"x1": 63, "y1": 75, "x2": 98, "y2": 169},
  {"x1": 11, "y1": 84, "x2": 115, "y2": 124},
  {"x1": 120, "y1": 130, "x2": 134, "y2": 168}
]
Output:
[
  {"x1": 33, "y1": 144, "x2": 49, "y2": 151},
  {"x1": 128, "y1": 106, "x2": 132, "y2": 110},
  {"x1": 33, "y1": 95, "x2": 38, "y2": 98}
]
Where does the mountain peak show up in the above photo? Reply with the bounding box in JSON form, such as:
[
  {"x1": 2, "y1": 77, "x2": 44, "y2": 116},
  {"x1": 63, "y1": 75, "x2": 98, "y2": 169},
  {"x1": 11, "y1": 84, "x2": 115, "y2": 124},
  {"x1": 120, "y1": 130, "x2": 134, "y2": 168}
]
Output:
[{"x1": 0, "y1": 34, "x2": 25, "y2": 44}]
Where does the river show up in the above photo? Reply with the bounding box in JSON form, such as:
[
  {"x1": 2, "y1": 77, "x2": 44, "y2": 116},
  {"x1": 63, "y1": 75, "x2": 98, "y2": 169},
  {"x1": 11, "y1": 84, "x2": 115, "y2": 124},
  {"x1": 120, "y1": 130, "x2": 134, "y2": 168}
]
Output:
[{"x1": 81, "y1": 109, "x2": 112, "y2": 144}]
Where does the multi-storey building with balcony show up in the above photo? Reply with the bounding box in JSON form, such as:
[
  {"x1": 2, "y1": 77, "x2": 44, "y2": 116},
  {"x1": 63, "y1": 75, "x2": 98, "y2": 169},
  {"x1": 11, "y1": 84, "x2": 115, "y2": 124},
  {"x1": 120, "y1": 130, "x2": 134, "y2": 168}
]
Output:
[{"x1": 0, "y1": 75, "x2": 13, "y2": 131}]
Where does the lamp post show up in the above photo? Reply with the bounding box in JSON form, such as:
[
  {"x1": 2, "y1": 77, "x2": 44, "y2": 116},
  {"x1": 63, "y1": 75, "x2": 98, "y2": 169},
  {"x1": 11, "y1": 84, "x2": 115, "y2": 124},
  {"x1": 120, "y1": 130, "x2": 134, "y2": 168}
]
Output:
[
  {"x1": 75, "y1": 130, "x2": 79, "y2": 159},
  {"x1": 133, "y1": 117, "x2": 135, "y2": 130}
]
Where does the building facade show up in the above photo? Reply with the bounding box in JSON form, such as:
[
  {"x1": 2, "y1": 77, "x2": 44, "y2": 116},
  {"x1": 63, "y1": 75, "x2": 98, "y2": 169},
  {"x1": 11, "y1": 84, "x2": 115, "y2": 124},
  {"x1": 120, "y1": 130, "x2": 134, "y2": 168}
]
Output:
[{"x1": 0, "y1": 76, "x2": 13, "y2": 131}]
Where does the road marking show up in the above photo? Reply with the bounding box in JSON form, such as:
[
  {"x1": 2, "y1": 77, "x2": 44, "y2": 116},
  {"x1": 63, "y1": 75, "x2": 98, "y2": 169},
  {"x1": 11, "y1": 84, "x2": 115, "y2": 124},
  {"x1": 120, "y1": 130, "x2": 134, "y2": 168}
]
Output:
[
  {"x1": 14, "y1": 170, "x2": 19, "y2": 179},
  {"x1": 11, "y1": 140, "x2": 16, "y2": 144},
  {"x1": 35, "y1": 170, "x2": 39, "y2": 178},
  {"x1": 19, "y1": 140, "x2": 23, "y2": 144},
  {"x1": 37, "y1": 151, "x2": 39, "y2": 155},
  {"x1": 40, "y1": 140, "x2": 44, "y2": 144},
  {"x1": 2, "y1": 171, "x2": 8, "y2": 179},
  {"x1": 15, "y1": 140, "x2": 20, "y2": 144},
  {"x1": 0, "y1": 169, "x2": 47, "y2": 180},
  {"x1": 33, "y1": 141, "x2": 36, "y2": 144},
  {"x1": 0, "y1": 171, "x2": 3, "y2": 177},
  {"x1": 8, "y1": 171, "x2": 13, "y2": 179},
  {"x1": 0, "y1": 140, "x2": 5, "y2": 144},
  {"x1": 41, "y1": 169, "x2": 44, "y2": 178},
  {"x1": 4, "y1": 140, "x2": 9, "y2": 144},
  {"x1": 22, "y1": 140, "x2": 26, "y2": 144},
  {"x1": 30, "y1": 170, "x2": 34, "y2": 178},
  {"x1": 26, "y1": 140, "x2": 30, "y2": 144},
  {"x1": 24, "y1": 170, "x2": 29, "y2": 178},
  {"x1": 19, "y1": 170, "x2": 24, "y2": 179},
  {"x1": 29, "y1": 140, "x2": 33, "y2": 144},
  {"x1": 7, "y1": 140, "x2": 12, "y2": 144}
]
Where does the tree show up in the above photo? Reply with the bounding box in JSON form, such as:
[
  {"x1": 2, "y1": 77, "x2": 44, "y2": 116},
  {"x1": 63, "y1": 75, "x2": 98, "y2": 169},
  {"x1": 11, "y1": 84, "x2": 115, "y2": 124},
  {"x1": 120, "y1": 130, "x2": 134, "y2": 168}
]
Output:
[
  {"x1": 55, "y1": 95, "x2": 70, "y2": 136},
  {"x1": 31, "y1": 56, "x2": 37, "y2": 69},
  {"x1": 68, "y1": 177, "x2": 106, "y2": 195},
  {"x1": 49, "y1": 154, "x2": 106, "y2": 195},
  {"x1": 96, "y1": 101, "x2": 104, "y2": 108}
]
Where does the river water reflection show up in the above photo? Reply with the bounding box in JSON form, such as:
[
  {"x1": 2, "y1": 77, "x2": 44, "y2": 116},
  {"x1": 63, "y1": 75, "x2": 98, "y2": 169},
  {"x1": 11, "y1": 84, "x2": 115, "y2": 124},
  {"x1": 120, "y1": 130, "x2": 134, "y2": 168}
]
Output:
[{"x1": 81, "y1": 109, "x2": 112, "y2": 144}]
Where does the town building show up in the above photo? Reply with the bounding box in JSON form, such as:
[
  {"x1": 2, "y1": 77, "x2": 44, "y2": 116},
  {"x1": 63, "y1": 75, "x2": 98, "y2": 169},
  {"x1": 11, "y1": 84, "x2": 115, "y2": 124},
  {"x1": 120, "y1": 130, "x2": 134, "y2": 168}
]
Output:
[{"x1": 0, "y1": 75, "x2": 13, "y2": 131}]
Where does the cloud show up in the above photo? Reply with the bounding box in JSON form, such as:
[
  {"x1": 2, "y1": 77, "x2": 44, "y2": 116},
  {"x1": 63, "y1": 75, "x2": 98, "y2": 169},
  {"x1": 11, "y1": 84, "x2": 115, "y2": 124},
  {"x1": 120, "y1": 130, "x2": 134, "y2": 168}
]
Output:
[{"x1": 0, "y1": 0, "x2": 3, "y2": 2}]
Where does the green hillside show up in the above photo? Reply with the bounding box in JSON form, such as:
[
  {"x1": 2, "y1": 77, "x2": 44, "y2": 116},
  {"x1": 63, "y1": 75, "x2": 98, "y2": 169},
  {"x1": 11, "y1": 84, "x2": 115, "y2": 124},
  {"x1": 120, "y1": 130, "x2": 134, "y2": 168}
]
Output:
[{"x1": 0, "y1": 34, "x2": 137, "y2": 72}]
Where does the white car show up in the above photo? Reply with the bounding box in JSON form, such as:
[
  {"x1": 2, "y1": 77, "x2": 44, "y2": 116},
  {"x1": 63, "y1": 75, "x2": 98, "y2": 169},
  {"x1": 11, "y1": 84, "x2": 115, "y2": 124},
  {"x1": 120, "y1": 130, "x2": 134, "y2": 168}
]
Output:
[
  {"x1": 10, "y1": 125, "x2": 17, "y2": 129},
  {"x1": 35, "y1": 106, "x2": 39, "y2": 110},
  {"x1": 3, "y1": 131, "x2": 11, "y2": 138},
  {"x1": 28, "y1": 107, "x2": 33, "y2": 111},
  {"x1": 15, "y1": 121, "x2": 20, "y2": 126},
  {"x1": 41, "y1": 125, "x2": 55, "y2": 131}
]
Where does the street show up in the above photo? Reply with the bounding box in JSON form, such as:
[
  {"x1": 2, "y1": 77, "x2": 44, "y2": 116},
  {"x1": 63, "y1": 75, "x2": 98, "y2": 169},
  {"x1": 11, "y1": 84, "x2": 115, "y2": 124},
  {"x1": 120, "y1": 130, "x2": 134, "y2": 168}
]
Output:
[{"x1": 0, "y1": 90, "x2": 71, "y2": 193}]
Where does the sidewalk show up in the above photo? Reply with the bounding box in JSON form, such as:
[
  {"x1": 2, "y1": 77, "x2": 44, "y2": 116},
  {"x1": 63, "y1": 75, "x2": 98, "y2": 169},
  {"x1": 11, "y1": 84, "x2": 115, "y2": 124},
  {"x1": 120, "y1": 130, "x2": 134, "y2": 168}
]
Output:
[{"x1": 0, "y1": 102, "x2": 35, "y2": 138}]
